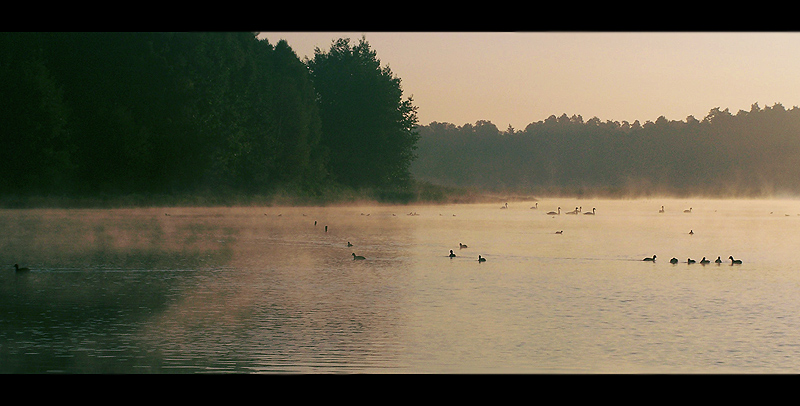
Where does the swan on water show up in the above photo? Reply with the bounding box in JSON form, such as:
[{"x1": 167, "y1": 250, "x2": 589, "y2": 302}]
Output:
[{"x1": 547, "y1": 207, "x2": 561, "y2": 215}]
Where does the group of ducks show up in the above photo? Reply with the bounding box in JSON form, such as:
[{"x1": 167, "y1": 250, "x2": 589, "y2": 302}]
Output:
[
  {"x1": 449, "y1": 243, "x2": 487, "y2": 262},
  {"x1": 642, "y1": 255, "x2": 743, "y2": 265}
]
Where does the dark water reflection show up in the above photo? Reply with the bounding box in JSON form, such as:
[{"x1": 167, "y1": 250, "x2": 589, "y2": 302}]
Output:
[{"x1": 1, "y1": 207, "x2": 410, "y2": 373}]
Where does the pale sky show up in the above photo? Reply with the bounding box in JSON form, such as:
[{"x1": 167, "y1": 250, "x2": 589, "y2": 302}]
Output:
[{"x1": 257, "y1": 32, "x2": 800, "y2": 130}]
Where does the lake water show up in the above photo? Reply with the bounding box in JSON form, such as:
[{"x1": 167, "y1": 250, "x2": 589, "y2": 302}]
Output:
[{"x1": 3, "y1": 198, "x2": 800, "y2": 373}]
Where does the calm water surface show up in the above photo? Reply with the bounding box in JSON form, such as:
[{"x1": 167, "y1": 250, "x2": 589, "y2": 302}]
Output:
[{"x1": 3, "y1": 198, "x2": 800, "y2": 373}]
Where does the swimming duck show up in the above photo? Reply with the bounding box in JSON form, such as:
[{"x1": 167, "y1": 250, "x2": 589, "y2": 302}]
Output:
[
  {"x1": 352, "y1": 253, "x2": 366, "y2": 260},
  {"x1": 670, "y1": 257, "x2": 678, "y2": 264},
  {"x1": 347, "y1": 242, "x2": 353, "y2": 247},
  {"x1": 584, "y1": 208, "x2": 596, "y2": 215},
  {"x1": 687, "y1": 258, "x2": 696, "y2": 264},
  {"x1": 643, "y1": 255, "x2": 656, "y2": 262},
  {"x1": 689, "y1": 230, "x2": 694, "y2": 235},
  {"x1": 14, "y1": 264, "x2": 30, "y2": 272},
  {"x1": 459, "y1": 243, "x2": 468, "y2": 249},
  {"x1": 478, "y1": 255, "x2": 486, "y2": 262},
  {"x1": 684, "y1": 208, "x2": 692, "y2": 213},
  {"x1": 729, "y1": 256, "x2": 742, "y2": 264},
  {"x1": 555, "y1": 230, "x2": 563, "y2": 234},
  {"x1": 530, "y1": 203, "x2": 538, "y2": 209},
  {"x1": 700, "y1": 257, "x2": 710, "y2": 264},
  {"x1": 449, "y1": 250, "x2": 456, "y2": 258},
  {"x1": 566, "y1": 207, "x2": 579, "y2": 215},
  {"x1": 546, "y1": 207, "x2": 561, "y2": 215},
  {"x1": 715, "y1": 256, "x2": 723, "y2": 264},
  {"x1": 659, "y1": 206, "x2": 665, "y2": 213}
]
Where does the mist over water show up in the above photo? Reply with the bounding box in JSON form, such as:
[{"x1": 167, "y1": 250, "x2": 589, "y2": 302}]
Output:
[{"x1": 3, "y1": 198, "x2": 800, "y2": 373}]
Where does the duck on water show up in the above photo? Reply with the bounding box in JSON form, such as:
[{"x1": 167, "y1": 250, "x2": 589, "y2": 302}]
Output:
[{"x1": 14, "y1": 264, "x2": 30, "y2": 272}]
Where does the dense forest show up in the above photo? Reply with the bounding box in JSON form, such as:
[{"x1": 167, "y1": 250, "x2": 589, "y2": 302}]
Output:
[
  {"x1": 411, "y1": 104, "x2": 800, "y2": 198},
  {"x1": 0, "y1": 32, "x2": 419, "y2": 206}
]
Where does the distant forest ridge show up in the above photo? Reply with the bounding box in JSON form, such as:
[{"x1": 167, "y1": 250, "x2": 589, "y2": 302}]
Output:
[{"x1": 411, "y1": 103, "x2": 800, "y2": 198}]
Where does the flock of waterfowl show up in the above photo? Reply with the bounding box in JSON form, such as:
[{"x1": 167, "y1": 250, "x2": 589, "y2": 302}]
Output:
[
  {"x1": 648, "y1": 255, "x2": 743, "y2": 265},
  {"x1": 12, "y1": 203, "x2": 748, "y2": 272},
  {"x1": 535, "y1": 205, "x2": 596, "y2": 216}
]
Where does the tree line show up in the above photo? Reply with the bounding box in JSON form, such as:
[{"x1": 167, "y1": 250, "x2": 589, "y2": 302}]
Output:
[
  {"x1": 0, "y1": 32, "x2": 418, "y2": 203},
  {"x1": 411, "y1": 104, "x2": 800, "y2": 197}
]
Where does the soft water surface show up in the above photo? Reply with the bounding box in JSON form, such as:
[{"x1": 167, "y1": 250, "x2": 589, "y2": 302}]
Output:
[{"x1": 3, "y1": 198, "x2": 800, "y2": 373}]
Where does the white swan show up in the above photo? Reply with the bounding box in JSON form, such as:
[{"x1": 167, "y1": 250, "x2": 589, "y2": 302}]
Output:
[{"x1": 546, "y1": 207, "x2": 561, "y2": 215}]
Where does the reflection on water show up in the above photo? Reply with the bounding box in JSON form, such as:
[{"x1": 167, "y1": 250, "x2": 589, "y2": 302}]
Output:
[{"x1": 3, "y1": 199, "x2": 800, "y2": 373}]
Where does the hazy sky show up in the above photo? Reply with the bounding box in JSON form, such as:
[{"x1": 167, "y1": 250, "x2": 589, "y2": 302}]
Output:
[{"x1": 257, "y1": 32, "x2": 800, "y2": 130}]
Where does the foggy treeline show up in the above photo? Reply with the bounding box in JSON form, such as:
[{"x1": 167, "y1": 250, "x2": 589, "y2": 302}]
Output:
[
  {"x1": 0, "y1": 32, "x2": 418, "y2": 204},
  {"x1": 411, "y1": 104, "x2": 800, "y2": 197}
]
